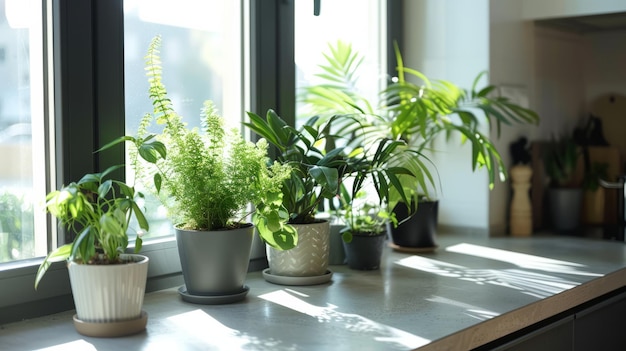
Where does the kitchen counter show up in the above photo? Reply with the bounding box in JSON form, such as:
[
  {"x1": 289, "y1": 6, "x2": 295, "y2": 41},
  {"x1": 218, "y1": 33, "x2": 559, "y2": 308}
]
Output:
[{"x1": 2, "y1": 232, "x2": 625, "y2": 350}]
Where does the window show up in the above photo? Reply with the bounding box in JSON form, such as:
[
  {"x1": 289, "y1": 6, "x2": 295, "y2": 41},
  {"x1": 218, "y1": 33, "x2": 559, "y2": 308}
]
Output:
[
  {"x1": 0, "y1": 0, "x2": 397, "y2": 323},
  {"x1": 294, "y1": 0, "x2": 386, "y2": 122},
  {"x1": 0, "y1": 0, "x2": 48, "y2": 263}
]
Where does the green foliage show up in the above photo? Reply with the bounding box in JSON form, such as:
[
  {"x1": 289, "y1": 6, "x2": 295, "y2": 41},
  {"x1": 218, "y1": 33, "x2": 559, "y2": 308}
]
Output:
[
  {"x1": 299, "y1": 41, "x2": 540, "y2": 201},
  {"x1": 583, "y1": 162, "x2": 609, "y2": 192},
  {"x1": 245, "y1": 110, "x2": 352, "y2": 225},
  {"x1": 111, "y1": 36, "x2": 295, "y2": 249},
  {"x1": 0, "y1": 191, "x2": 34, "y2": 262},
  {"x1": 544, "y1": 135, "x2": 581, "y2": 188},
  {"x1": 35, "y1": 165, "x2": 149, "y2": 289}
]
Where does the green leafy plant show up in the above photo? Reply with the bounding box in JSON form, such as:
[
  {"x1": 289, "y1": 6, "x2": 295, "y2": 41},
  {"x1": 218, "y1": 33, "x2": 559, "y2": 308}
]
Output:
[
  {"x1": 334, "y1": 133, "x2": 425, "y2": 242},
  {"x1": 35, "y1": 165, "x2": 149, "y2": 289},
  {"x1": 544, "y1": 135, "x2": 581, "y2": 188},
  {"x1": 583, "y1": 162, "x2": 609, "y2": 192},
  {"x1": 0, "y1": 191, "x2": 34, "y2": 262},
  {"x1": 300, "y1": 41, "x2": 540, "y2": 203},
  {"x1": 110, "y1": 36, "x2": 295, "y2": 250},
  {"x1": 244, "y1": 111, "x2": 348, "y2": 226},
  {"x1": 245, "y1": 110, "x2": 426, "y2": 245}
]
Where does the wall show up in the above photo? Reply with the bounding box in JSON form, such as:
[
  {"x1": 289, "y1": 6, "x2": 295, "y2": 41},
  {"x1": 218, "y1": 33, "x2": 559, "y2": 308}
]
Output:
[
  {"x1": 488, "y1": 0, "x2": 539, "y2": 235},
  {"x1": 403, "y1": 0, "x2": 626, "y2": 234},
  {"x1": 533, "y1": 26, "x2": 586, "y2": 138},
  {"x1": 403, "y1": 0, "x2": 491, "y2": 230}
]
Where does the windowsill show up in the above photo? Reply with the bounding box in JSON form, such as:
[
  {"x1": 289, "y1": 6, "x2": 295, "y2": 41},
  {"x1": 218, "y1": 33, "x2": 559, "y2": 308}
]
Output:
[{"x1": 1, "y1": 232, "x2": 625, "y2": 350}]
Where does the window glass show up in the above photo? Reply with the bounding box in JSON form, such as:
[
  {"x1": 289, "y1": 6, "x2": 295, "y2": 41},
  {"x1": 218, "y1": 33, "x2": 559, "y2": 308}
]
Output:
[
  {"x1": 123, "y1": 0, "x2": 243, "y2": 238},
  {"x1": 294, "y1": 0, "x2": 385, "y2": 123},
  {"x1": 0, "y1": 0, "x2": 47, "y2": 263}
]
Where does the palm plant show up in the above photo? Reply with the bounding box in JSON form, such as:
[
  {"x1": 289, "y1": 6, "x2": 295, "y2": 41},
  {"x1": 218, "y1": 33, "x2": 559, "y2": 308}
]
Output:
[{"x1": 300, "y1": 41, "x2": 540, "y2": 201}]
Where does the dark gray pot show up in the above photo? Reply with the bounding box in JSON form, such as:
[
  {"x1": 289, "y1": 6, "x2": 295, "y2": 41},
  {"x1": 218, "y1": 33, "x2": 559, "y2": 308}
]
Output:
[
  {"x1": 176, "y1": 224, "x2": 254, "y2": 296},
  {"x1": 390, "y1": 200, "x2": 438, "y2": 248},
  {"x1": 548, "y1": 188, "x2": 583, "y2": 232},
  {"x1": 342, "y1": 232, "x2": 386, "y2": 270}
]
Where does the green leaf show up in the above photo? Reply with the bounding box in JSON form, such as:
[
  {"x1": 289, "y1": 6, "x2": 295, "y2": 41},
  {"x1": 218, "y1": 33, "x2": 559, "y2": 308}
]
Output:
[
  {"x1": 34, "y1": 244, "x2": 72, "y2": 289},
  {"x1": 310, "y1": 166, "x2": 339, "y2": 196}
]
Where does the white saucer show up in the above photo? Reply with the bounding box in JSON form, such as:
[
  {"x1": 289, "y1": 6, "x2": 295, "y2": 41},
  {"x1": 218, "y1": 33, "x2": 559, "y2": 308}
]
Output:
[
  {"x1": 262, "y1": 268, "x2": 333, "y2": 286},
  {"x1": 178, "y1": 285, "x2": 249, "y2": 304}
]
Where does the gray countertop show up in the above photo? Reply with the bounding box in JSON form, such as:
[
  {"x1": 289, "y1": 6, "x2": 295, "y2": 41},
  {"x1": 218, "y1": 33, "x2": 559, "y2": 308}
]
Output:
[{"x1": 2, "y1": 232, "x2": 626, "y2": 350}]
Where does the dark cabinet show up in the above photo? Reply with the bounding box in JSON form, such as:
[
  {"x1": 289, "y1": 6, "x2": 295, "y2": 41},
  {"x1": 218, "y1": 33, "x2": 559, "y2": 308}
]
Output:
[
  {"x1": 480, "y1": 290, "x2": 626, "y2": 351},
  {"x1": 574, "y1": 291, "x2": 626, "y2": 351},
  {"x1": 491, "y1": 316, "x2": 574, "y2": 351}
]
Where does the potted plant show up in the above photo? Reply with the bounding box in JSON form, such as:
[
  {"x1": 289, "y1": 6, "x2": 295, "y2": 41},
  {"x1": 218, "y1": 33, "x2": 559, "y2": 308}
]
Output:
[
  {"x1": 34, "y1": 164, "x2": 150, "y2": 337},
  {"x1": 244, "y1": 110, "x2": 359, "y2": 285},
  {"x1": 335, "y1": 133, "x2": 426, "y2": 270},
  {"x1": 300, "y1": 40, "x2": 539, "y2": 249},
  {"x1": 543, "y1": 134, "x2": 583, "y2": 231},
  {"x1": 114, "y1": 36, "x2": 294, "y2": 303}
]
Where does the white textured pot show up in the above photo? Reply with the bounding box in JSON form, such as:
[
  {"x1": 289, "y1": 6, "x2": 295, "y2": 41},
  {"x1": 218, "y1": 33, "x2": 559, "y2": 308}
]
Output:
[
  {"x1": 68, "y1": 254, "x2": 149, "y2": 323},
  {"x1": 266, "y1": 220, "x2": 330, "y2": 277}
]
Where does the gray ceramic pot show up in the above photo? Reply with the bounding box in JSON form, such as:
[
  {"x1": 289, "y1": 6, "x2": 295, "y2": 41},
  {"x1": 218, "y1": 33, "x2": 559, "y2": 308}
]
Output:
[{"x1": 176, "y1": 224, "x2": 254, "y2": 296}]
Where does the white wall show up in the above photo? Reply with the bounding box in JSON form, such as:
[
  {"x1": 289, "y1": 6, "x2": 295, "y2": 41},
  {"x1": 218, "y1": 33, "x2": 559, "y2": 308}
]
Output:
[
  {"x1": 584, "y1": 31, "x2": 626, "y2": 109},
  {"x1": 403, "y1": 0, "x2": 490, "y2": 230},
  {"x1": 534, "y1": 26, "x2": 586, "y2": 137},
  {"x1": 488, "y1": 0, "x2": 539, "y2": 235}
]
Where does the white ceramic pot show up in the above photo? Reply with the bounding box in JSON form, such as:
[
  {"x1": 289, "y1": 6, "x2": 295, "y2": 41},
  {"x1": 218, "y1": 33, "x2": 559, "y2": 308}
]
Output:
[
  {"x1": 266, "y1": 220, "x2": 330, "y2": 277},
  {"x1": 68, "y1": 254, "x2": 149, "y2": 323}
]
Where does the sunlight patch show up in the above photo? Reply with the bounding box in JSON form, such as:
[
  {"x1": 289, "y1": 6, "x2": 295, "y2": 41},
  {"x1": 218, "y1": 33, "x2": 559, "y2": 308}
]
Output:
[
  {"x1": 426, "y1": 295, "x2": 499, "y2": 321},
  {"x1": 395, "y1": 255, "x2": 581, "y2": 298},
  {"x1": 259, "y1": 289, "x2": 430, "y2": 349},
  {"x1": 446, "y1": 243, "x2": 602, "y2": 276},
  {"x1": 35, "y1": 340, "x2": 96, "y2": 351},
  {"x1": 166, "y1": 309, "x2": 292, "y2": 350}
]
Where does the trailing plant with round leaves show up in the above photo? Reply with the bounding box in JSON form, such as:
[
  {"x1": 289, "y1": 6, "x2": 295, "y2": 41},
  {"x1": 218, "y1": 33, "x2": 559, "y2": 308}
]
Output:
[
  {"x1": 35, "y1": 165, "x2": 149, "y2": 289},
  {"x1": 107, "y1": 36, "x2": 296, "y2": 250}
]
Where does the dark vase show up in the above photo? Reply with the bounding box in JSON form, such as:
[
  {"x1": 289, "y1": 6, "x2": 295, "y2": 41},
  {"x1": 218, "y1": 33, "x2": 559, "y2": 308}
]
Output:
[
  {"x1": 548, "y1": 188, "x2": 583, "y2": 232},
  {"x1": 390, "y1": 200, "x2": 438, "y2": 248},
  {"x1": 342, "y1": 232, "x2": 386, "y2": 270}
]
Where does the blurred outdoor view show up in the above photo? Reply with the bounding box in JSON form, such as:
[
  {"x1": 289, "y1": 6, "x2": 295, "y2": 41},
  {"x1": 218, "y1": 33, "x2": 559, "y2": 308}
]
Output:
[{"x1": 0, "y1": 0, "x2": 45, "y2": 263}]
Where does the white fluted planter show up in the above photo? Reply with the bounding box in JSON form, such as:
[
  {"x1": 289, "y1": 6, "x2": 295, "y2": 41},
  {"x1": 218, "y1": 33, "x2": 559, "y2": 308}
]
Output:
[
  {"x1": 264, "y1": 220, "x2": 332, "y2": 285},
  {"x1": 68, "y1": 254, "x2": 149, "y2": 337}
]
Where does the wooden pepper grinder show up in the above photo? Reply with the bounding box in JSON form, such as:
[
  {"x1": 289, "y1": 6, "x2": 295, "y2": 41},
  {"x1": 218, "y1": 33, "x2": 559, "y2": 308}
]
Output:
[{"x1": 510, "y1": 164, "x2": 533, "y2": 236}]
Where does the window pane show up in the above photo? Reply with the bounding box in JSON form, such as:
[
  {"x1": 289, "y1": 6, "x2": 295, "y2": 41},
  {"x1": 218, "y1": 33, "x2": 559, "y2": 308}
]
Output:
[
  {"x1": 295, "y1": 0, "x2": 385, "y2": 122},
  {"x1": 0, "y1": 0, "x2": 47, "y2": 262},
  {"x1": 123, "y1": 0, "x2": 243, "y2": 238}
]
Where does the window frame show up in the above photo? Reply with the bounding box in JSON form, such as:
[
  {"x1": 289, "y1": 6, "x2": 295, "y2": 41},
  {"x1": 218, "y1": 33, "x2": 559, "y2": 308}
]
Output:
[{"x1": 0, "y1": 0, "x2": 401, "y2": 324}]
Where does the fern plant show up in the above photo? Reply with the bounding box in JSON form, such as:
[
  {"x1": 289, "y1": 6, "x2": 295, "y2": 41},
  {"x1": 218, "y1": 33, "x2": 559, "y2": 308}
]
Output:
[{"x1": 109, "y1": 36, "x2": 296, "y2": 250}]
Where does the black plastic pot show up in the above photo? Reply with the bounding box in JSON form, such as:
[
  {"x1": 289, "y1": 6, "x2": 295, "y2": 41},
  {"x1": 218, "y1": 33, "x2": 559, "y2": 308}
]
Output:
[
  {"x1": 342, "y1": 232, "x2": 386, "y2": 270},
  {"x1": 390, "y1": 200, "x2": 438, "y2": 248}
]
